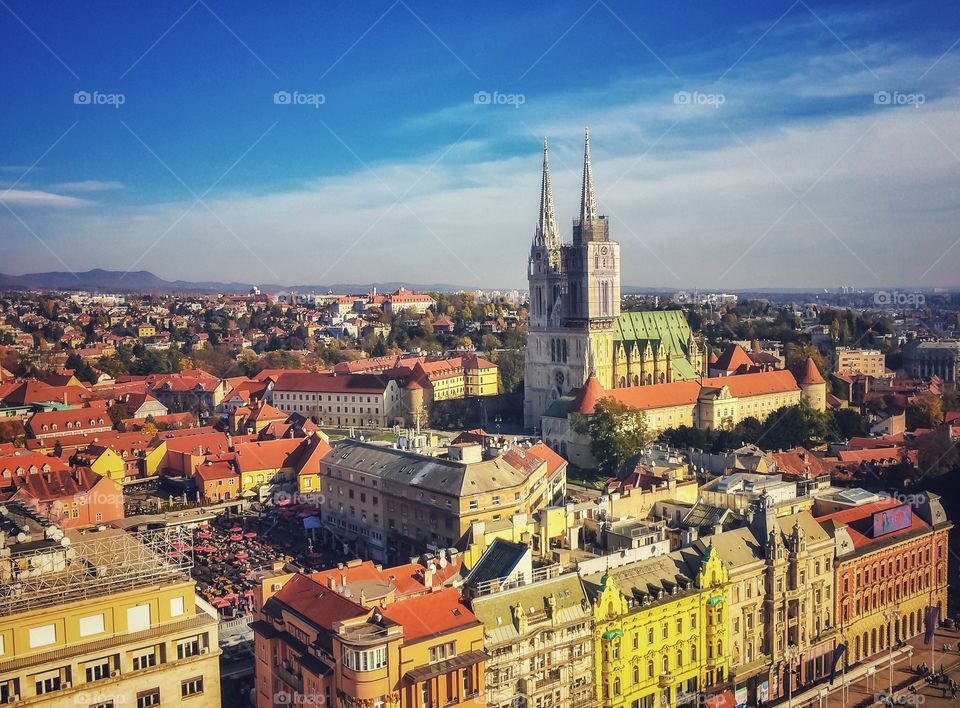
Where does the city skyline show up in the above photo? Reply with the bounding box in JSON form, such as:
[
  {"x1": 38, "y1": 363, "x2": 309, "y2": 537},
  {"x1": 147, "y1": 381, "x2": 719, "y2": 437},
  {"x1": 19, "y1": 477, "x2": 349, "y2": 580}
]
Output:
[{"x1": 2, "y1": 1, "x2": 960, "y2": 288}]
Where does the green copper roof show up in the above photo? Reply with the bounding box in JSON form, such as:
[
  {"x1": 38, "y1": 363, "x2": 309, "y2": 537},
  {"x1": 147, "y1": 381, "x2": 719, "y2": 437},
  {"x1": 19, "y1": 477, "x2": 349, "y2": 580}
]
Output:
[
  {"x1": 614, "y1": 311, "x2": 699, "y2": 382},
  {"x1": 602, "y1": 628, "x2": 624, "y2": 641},
  {"x1": 671, "y1": 357, "x2": 698, "y2": 380},
  {"x1": 542, "y1": 395, "x2": 574, "y2": 419},
  {"x1": 613, "y1": 310, "x2": 691, "y2": 351}
]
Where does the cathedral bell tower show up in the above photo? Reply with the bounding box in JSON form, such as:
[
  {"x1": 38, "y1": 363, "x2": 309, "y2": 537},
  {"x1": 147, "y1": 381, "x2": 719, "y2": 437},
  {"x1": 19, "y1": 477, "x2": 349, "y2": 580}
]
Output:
[{"x1": 524, "y1": 130, "x2": 622, "y2": 429}]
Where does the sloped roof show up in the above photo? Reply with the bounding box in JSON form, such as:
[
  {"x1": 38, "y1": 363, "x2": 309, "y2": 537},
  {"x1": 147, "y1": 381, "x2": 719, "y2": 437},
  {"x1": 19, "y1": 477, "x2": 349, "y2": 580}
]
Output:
[
  {"x1": 798, "y1": 357, "x2": 826, "y2": 385},
  {"x1": 267, "y1": 573, "x2": 369, "y2": 630},
  {"x1": 380, "y1": 587, "x2": 478, "y2": 642},
  {"x1": 714, "y1": 343, "x2": 754, "y2": 372}
]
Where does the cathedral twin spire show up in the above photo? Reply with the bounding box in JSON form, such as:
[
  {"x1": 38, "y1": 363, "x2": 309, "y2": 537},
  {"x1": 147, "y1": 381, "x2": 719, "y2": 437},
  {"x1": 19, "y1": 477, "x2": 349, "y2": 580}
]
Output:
[
  {"x1": 535, "y1": 128, "x2": 598, "y2": 247},
  {"x1": 580, "y1": 127, "x2": 597, "y2": 222},
  {"x1": 535, "y1": 138, "x2": 560, "y2": 248}
]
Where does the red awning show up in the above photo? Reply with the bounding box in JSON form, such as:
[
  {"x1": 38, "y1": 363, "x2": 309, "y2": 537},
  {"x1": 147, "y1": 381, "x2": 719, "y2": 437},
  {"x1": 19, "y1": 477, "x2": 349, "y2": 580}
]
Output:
[{"x1": 705, "y1": 690, "x2": 736, "y2": 708}]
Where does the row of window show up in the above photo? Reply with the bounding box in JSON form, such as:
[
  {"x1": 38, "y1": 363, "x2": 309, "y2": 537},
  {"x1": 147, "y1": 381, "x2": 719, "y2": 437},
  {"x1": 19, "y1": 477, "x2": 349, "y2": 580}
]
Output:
[{"x1": 13, "y1": 599, "x2": 186, "y2": 654}]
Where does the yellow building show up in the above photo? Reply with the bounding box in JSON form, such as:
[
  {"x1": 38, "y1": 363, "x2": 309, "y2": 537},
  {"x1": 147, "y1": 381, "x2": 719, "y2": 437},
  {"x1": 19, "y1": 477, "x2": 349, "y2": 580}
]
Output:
[
  {"x1": 81, "y1": 438, "x2": 168, "y2": 484},
  {"x1": 0, "y1": 524, "x2": 220, "y2": 706},
  {"x1": 586, "y1": 546, "x2": 730, "y2": 708},
  {"x1": 137, "y1": 325, "x2": 157, "y2": 338},
  {"x1": 464, "y1": 357, "x2": 499, "y2": 396}
]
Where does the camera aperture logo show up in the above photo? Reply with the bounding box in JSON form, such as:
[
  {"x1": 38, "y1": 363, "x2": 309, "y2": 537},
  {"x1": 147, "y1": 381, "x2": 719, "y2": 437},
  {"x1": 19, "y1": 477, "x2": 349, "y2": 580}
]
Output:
[
  {"x1": 675, "y1": 90, "x2": 725, "y2": 107},
  {"x1": 874, "y1": 90, "x2": 925, "y2": 108},
  {"x1": 874, "y1": 290, "x2": 925, "y2": 308},
  {"x1": 474, "y1": 90, "x2": 525, "y2": 108},
  {"x1": 73, "y1": 90, "x2": 126, "y2": 108},
  {"x1": 274, "y1": 90, "x2": 326, "y2": 108}
]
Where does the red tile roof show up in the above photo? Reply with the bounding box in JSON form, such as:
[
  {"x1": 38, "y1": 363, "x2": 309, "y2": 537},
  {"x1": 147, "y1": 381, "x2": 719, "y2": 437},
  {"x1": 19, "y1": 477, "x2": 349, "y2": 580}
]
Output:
[
  {"x1": 714, "y1": 343, "x2": 755, "y2": 372},
  {"x1": 571, "y1": 376, "x2": 605, "y2": 414},
  {"x1": 815, "y1": 498, "x2": 929, "y2": 550},
  {"x1": 799, "y1": 357, "x2": 826, "y2": 385},
  {"x1": 272, "y1": 372, "x2": 391, "y2": 394},
  {"x1": 379, "y1": 587, "x2": 478, "y2": 642},
  {"x1": 270, "y1": 573, "x2": 369, "y2": 629},
  {"x1": 233, "y1": 438, "x2": 304, "y2": 473}
]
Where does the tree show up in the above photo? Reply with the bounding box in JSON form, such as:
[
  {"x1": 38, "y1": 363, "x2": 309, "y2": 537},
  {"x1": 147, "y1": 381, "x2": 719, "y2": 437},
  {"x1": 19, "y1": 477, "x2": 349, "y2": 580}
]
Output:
[
  {"x1": 785, "y1": 343, "x2": 827, "y2": 379},
  {"x1": 908, "y1": 393, "x2": 944, "y2": 429},
  {"x1": 107, "y1": 402, "x2": 129, "y2": 427},
  {"x1": 480, "y1": 334, "x2": 501, "y2": 353},
  {"x1": 828, "y1": 407, "x2": 870, "y2": 441},
  {"x1": 491, "y1": 350, "x2": 524, "y2": 393},
  {"x1": 576, "y1": 397, "x2": 651, "y2": 475}
]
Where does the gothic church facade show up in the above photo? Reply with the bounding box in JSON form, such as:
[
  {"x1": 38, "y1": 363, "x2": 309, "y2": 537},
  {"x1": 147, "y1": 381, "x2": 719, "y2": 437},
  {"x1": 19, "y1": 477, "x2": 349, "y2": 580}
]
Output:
[{"x1": 523, "y1": 130, "x2": 703, "y2": 428}]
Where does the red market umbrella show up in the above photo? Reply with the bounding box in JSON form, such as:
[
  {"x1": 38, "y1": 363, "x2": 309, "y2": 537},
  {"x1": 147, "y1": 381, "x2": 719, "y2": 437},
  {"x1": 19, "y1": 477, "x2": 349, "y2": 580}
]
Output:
[
  {"x1": 244, "y1": 532, "x2": 257, "y2": 538},
  {"x1": 235, "y1": 551, "x2": 249, "y2": 560},
  {"x1": 229, "y1": 526, "x2": 242, "y2": 532},
  {"x1": 229, "y1": 535, "x2": 242, "y2": 542},
  {"x1": 198, "y1": 532, "x2": 211, "y2": 539},
  {"x1": 172, "y1": 542, "x2": 192, "y2": 551}
]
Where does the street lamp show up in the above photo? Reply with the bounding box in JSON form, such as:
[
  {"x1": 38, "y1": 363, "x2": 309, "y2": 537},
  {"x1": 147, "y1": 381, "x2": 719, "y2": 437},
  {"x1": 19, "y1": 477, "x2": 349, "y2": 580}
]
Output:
[
  {"x1": 884, "y1": 606, "x2": 902, "y2": 697},
  {"x1": 785, "y1": 645, "x2": 802, "y2": 708}
]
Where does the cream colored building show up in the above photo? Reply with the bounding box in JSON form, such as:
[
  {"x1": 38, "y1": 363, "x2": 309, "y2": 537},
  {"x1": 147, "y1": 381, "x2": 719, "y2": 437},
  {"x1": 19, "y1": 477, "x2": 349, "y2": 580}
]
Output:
[
  {"x1": 0, "y1": 521, "x2": 220, "y2": 706},
  {"x1": 270, "y1": 371, "x2": 403, "y2": 427},
  {"x1": 834, "y1": 348, "x2": 888, "y2": 377},
  {"x1": 318, "y1": 440, "x2": 567, "y2": 564},
  {"x1": 471, "y1": 572, "x2": 595, "y2": 708},
  {"x1": 542, "y1": 369, "x2": 807, "y2": 469}
]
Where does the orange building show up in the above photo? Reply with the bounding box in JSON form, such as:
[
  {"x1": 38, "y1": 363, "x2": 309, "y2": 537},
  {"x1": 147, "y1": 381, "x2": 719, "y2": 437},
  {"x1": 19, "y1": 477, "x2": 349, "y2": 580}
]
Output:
[
  {"x1": 816, "y1": 496, "x2": 951, "y2": 665},
  {"x1": 253, "y1": 560, "x2": 485, "y2": 707}
]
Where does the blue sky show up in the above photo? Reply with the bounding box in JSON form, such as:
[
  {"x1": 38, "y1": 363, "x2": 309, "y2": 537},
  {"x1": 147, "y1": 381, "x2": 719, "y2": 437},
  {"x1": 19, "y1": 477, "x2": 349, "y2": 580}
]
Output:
[{"x1": 1, "y1": 0, "x2": 959, "y2": 289}]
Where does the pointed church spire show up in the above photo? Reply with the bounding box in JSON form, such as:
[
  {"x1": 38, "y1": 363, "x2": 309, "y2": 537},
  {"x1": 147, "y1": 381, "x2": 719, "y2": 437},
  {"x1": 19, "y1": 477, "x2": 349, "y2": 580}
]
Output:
[
  {"x1": 580, "y1": 127, "x2": 597, "y2": 221},
  {"x1": 536, "y1": 137, "x2": 560, "y2": 247}
]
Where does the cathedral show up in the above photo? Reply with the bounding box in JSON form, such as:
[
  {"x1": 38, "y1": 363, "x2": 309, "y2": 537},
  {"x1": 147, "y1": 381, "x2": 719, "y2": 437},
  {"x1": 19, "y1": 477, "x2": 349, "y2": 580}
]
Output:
[{"x1": 523, "y1": 130, "x2": 703, "y2": 429}]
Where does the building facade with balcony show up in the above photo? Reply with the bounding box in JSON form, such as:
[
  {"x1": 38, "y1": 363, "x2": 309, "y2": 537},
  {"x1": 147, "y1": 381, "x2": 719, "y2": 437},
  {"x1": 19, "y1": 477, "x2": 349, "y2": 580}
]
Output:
[
  {"x1": 584, "y1": 545, "x2": 730, "y2": 708},
  {"x1": 253, "y1": 572, "x2": 487, "y2": 708},
  {"x1": 471, "y1": 572, "x2": 595, "y2": 708}
]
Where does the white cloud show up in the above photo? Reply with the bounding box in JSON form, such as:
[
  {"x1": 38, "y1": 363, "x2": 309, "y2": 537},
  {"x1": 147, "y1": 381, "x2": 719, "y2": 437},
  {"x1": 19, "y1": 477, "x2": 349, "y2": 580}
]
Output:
[
  {"x1": 2, "y1": 18, "x2": 959, "y2": 289},
  {"x1": 47, "y1": 180, "x2": 124, "y2": 192},
  {"x1": 0, "y1": 189, "x2": 94, "y2": 208}
]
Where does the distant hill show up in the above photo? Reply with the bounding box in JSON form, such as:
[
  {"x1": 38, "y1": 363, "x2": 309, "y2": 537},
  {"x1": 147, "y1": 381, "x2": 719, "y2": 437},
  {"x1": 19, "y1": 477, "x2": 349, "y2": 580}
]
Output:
[{"x1": 0, "y1": 269, "x2": 493, "y2": 294}]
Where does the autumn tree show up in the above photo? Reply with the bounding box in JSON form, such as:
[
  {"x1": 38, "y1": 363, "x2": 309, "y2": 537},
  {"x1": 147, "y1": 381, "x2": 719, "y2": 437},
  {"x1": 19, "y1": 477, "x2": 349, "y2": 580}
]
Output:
[{"x1": 576, "y1": 397, "x2": 651, "y2": 475}]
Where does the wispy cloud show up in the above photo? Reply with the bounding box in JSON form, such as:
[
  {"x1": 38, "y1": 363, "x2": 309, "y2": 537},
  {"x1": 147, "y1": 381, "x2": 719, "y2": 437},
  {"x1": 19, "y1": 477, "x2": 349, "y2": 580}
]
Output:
[
  {"x1": 1, "y1": 6, "x2": 958, "y2": 288},
  {"x1": 0, "y1": 189, "x2": 94, "y2": 208},
  {"x1": 47, "y1": 180, "x2": 124, "y2": 193}
]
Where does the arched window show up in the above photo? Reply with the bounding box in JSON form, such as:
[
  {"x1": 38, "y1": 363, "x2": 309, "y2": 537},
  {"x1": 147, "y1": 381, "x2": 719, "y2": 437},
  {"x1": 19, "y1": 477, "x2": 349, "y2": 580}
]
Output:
[
  {"x1": 647, "y1": 660, "x2": 654, "y2": 678},
  {"x1": 633, "y1": 666, "x2": 640, "y2": 684},
  {"x1": 662, "y1": 656, "x2": 669, "y2": 672},
  {"x1": 676, "y1": 650, "x2": 683, "y2": 667}
]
